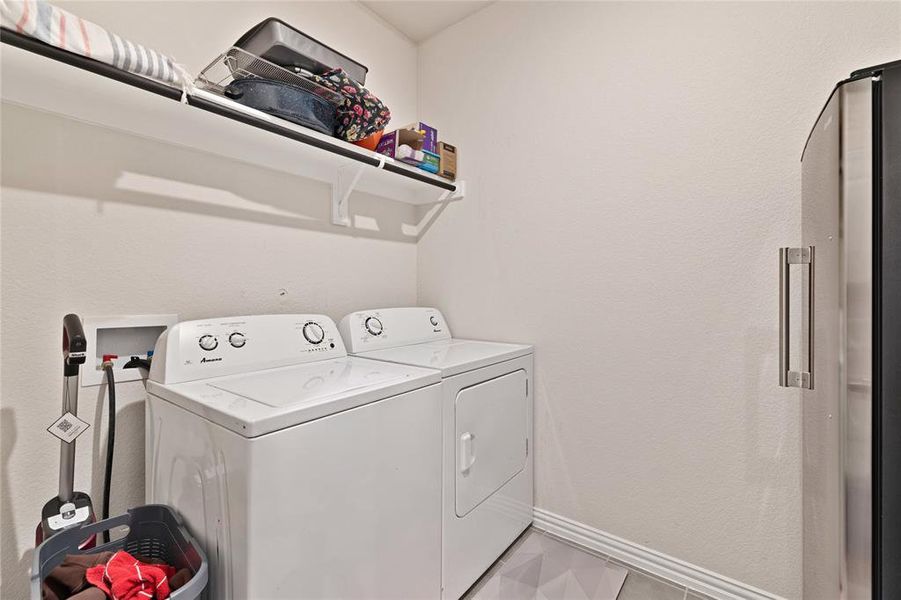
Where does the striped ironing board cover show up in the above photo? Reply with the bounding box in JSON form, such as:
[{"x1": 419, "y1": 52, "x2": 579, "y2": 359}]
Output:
[{"x1": 1, "y1": 0, "x2": 186, "y2": 86}]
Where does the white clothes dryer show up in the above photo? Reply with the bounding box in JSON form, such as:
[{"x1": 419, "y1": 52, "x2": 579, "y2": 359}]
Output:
[{"x1": 339, "y1": 307, "x2": 533, "y2": 599}]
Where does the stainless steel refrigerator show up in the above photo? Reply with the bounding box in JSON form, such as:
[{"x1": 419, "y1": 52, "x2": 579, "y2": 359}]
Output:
[{"x1": 786, "y1": 59, "x2": 900, "y2": 599}]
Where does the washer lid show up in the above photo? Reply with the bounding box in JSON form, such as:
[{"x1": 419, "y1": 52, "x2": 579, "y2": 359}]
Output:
[
  {"x1": 147, "y1": 356, "x2": 440, "y2": 437},
  {"x1": 353, "y1": 339, "x2": 532, "y2": 378}
]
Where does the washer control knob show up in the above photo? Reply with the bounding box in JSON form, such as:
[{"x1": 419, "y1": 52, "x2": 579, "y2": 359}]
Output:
[
  {"x1": 303, "y1": 322, "x2": 325, "y2": 345},
  {"x1": 229, "y1": 332, "x2": 246, "y2": 348},
  {"x1": 198, "y1": 334, "x2": 218, "y2": 351},
  {"x1": 365, "y1": 317, "x2": 383, "y2": 336},
  {"x1": 429, "y1": 315, "x2": 439, "y2": 326}
]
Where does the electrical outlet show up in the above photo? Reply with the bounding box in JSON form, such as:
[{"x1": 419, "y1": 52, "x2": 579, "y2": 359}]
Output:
[{"x1": 81, "y1": 315, "x2": 178, "y2": 387}]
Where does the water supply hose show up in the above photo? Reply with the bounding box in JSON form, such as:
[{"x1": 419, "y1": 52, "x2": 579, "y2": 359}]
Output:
[{"x1": 101, "y1": 357, "x2": 117, "y2": 543}]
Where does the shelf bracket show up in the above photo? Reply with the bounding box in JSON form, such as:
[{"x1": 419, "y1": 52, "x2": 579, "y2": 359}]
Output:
[
  {"x1": 331, "y1": 163, "x2": 367, "y2": 227},
  {"x1": 444, "y1": 180, "x2": 465, "y2": 202},
  {"x1": 421, "y1": 180, "x2": 466, "y2": 204},
  {"x1": 331, "y1": 156, "x2": 388, "y2": 227}
]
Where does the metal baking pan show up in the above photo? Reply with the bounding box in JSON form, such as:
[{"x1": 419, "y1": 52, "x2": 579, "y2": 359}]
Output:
[
  {"x1": 234, "y1": 18, "x2": 368, "y2": 84},
  {"x1": 224, "y1": 78, "x2": 337, "y2": 136}
]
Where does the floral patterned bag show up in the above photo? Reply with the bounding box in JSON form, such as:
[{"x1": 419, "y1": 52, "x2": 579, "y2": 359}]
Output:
[{"x1": 310, "y1": 68, "x2": 391, "y2": 142}]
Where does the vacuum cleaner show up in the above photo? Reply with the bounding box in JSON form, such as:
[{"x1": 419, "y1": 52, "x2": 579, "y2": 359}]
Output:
[{"x1": 36, "y1": 314, "x2": 95, "y2": 546}]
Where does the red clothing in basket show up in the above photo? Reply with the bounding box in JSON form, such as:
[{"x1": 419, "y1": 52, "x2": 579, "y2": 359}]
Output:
[{"x1": 86, "y1": 551, "x2": 175, "y2": 600}]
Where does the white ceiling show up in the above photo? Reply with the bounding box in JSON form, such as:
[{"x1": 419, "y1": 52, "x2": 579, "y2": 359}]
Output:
[{"x1": 361, "y1": 1, "x2": 493, "y2": 43}]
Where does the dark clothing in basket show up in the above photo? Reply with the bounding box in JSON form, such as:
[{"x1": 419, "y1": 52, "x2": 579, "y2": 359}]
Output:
[{"x1": 41, "y1": 552, "x2": 111, "y2": 600}]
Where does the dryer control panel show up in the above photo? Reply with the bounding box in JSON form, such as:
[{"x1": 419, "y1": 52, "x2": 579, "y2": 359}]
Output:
[
  {"x1": 150, "y1": 314, "x2": 346, "y2": 384},
  {"x1": 339, "y1": 307, "x2": 451, "y2": 353}
]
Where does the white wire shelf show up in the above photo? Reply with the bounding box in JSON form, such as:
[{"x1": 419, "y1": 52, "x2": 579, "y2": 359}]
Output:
[{"x1": 0, "y1": 32, "x2": 464, "y2": 226}]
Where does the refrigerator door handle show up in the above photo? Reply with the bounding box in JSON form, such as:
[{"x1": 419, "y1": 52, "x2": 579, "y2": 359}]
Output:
[{"x1": 779, "y1": 246, "x2": 815, "y2": 389}]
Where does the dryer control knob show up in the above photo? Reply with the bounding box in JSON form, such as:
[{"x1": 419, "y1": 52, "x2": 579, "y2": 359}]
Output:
[
  {"x1": 198, "y1": 335, "x2": 218, "y2": 351},
  {"x1": 229, "y1": 332, "x2": 246, "y2": 348},
  {"x1": 365, "y1": 317, "x2": 383, "y2": 336},
  {"x1": 430, "y1": 315, "x2": 439, "y2": 326},
  {"x1": 303, "y1": 322, "x2": 325, "y2": 345}
]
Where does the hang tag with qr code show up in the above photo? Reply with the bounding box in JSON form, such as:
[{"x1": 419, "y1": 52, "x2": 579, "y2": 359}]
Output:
[{"x1": 47, "y1": 412, "x2": 90, "y2": 443}]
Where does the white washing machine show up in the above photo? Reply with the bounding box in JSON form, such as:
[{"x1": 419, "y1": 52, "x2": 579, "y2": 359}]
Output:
[
  {"x1": 339, "y1": 307, "x2": 533, "y2": 600},
  {"x1": 145, "y1": 314, "x2": 443, "y2": 599}
]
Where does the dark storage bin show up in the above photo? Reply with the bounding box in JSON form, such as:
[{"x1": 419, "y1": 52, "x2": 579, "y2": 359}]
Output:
[
  {"x1": 235, "y1": 18, "x2": 369, "y2": 84},
  {"x1": 225, "y1": 77, "x2": 337, "y2": 135},
  {"x1": 31, "y1": 505, "x2": 208, "y2": 600}
]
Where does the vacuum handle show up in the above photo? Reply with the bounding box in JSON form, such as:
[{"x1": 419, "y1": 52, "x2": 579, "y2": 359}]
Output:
[
  {"x1": 59, "y1": 314, "x2": 86, "y2": 502},
  {"x1": 62, "y1": 314, "x2": 86, "y2": 377}
]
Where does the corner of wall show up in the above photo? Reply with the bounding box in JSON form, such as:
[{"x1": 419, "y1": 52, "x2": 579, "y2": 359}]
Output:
[{"x1": 416, "y1": 42, "x2": 422, "y2": 123}]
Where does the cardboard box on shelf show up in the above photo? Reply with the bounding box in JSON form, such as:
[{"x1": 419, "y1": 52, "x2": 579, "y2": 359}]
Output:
[
  {"x1": 438, "y1": 142, "x2": 457, "y2": 181},
  {"x1": 403, "y1": 122, "x2": 437, "y2": 153},
  {"x1": 376, "y1": 128, "x2": 424, "y2": 159}
]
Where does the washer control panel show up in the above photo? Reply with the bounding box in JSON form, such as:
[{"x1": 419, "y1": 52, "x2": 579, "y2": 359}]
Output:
[
  {"x1": 150, "y1": 314, "x2": 346, "y2": 384},
  {"x1": 339, "y1": 307, "x2": 451, "y2": 353}
]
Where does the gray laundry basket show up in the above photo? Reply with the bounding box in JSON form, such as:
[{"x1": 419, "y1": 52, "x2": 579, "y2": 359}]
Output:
[{"x1": 31, "y1": 504, "x2": 208, "y2": 600}]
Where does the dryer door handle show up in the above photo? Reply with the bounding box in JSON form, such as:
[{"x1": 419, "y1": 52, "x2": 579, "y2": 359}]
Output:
[{"x1": 459, "y1": 432, "x2": 476, "y2": 474}]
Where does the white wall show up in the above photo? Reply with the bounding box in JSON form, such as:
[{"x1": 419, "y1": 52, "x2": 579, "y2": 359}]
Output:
[
  {"x1": 0, "y1": 3, "x2": 419, "y2": 598},
  {"x1": 416, "y1": 2, "x2": 901, "y2": 597}
]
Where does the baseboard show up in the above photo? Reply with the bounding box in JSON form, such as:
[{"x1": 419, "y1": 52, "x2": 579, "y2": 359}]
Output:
[{"x1": 532, "y1": 508, "x2": 786, "y2": 600}]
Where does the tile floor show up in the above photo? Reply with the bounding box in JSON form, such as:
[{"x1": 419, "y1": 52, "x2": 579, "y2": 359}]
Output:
[{"x1": 464, "y1": 528, "x2": 715, "y2": 600}]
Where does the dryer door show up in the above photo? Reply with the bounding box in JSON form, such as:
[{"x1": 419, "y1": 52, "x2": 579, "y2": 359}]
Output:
[{"x1": 455, "y1": 369, "x2": 528, "y2": 517}]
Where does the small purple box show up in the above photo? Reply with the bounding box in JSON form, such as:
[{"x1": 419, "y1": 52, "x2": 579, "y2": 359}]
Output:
[{"x1": 376, "y1": 130, "x2": 398, "y2": 157}]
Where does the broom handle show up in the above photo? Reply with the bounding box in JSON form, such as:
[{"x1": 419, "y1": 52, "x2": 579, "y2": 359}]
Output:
[
  {"x1": 58, "y1": 314, "x2": 86, "y2": 504},
  {"x1": 58, "y1": 374, "x2": 78, "y2": 503}
]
